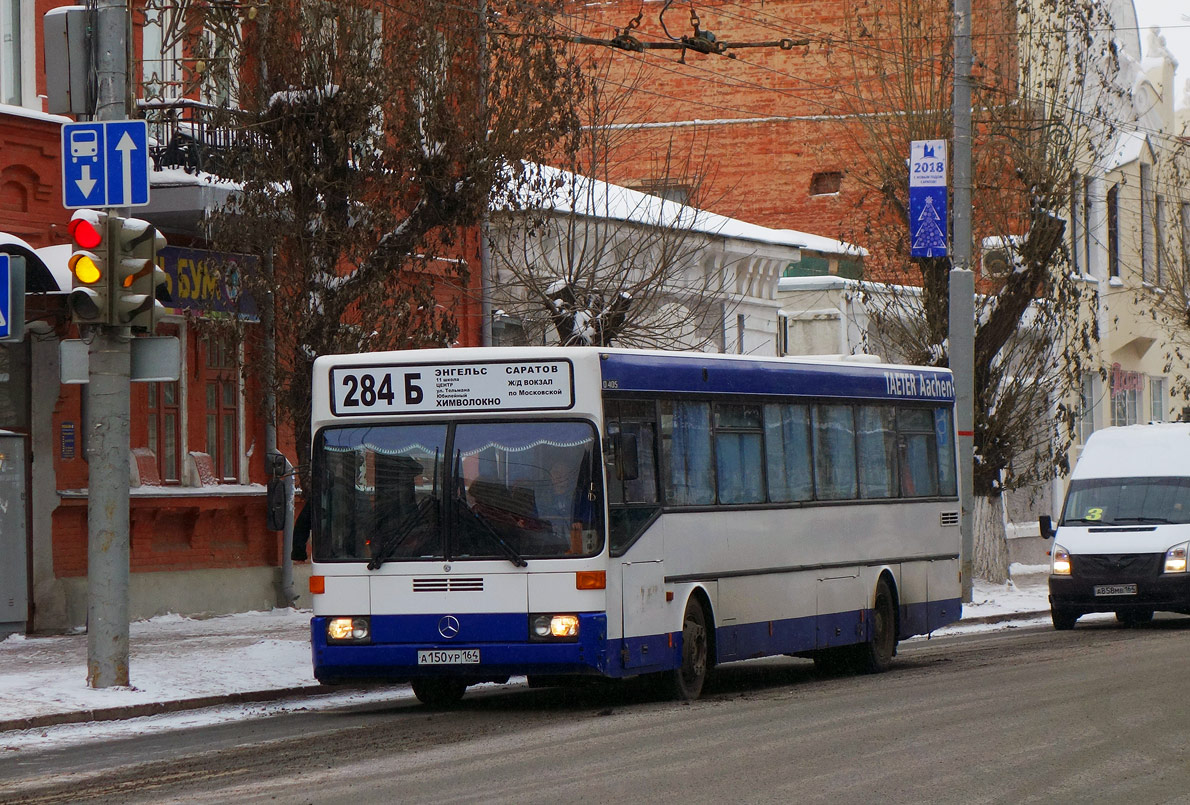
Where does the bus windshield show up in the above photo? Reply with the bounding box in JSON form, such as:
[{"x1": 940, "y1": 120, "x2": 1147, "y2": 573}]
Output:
[
  {"x1": 1061, "y1": 477, "x2": 1190, "y2": 526},
  {"x1": 313, "y1": 420, "x2": 604, "y2": 562}
]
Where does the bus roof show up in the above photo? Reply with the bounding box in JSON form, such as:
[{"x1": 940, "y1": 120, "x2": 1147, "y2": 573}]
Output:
[{"x1": 313, "y1": 347, "x2": 955, "y2": 409}]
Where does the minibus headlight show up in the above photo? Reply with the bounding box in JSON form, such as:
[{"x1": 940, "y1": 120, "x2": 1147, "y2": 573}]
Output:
[
  {"x1": 530, "y1": 613, "x2": 580, "y2": 641},
  {"x1": 1051, "y1": 545, "x2": 1072, "y2": 576},
  {"x1": 1164, "y1": 542, "x2": 1188, "y2": 574},
  {"x1": 327, "y1": 616, "x2": 371, "y2": 643}
]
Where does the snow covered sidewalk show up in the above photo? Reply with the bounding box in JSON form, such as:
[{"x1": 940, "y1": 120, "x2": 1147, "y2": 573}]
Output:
[{"x1": 0, "y1": 565, "x2": 1052, "y2": 732}]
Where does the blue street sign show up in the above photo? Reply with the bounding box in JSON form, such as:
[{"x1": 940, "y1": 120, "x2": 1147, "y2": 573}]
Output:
[
  {"x1": 909, "y1": 139, "x2": 948, "y2": 258},
  {"x1": 61, "y1": 120, "x2": 151, "y2": 209},
  {"x1": 0, "y1": 255, "x2": 10, "y2": 339}
]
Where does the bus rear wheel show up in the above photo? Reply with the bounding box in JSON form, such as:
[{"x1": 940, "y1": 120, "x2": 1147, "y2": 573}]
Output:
[
  {"x1": 665, "y1": 597, "x2": 710, "y2": 701},
  {"x1": 411, "y1": 678, "x2": 468, "y2": 708}
]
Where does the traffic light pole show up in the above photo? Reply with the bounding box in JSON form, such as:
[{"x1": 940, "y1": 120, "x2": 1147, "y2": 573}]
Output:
[
  {"x1": 952, "y1": 0, "x2": 976, "y2": 604},
  {"x1": 86, "y1": 0, "x2": 131, "y2": 688}
]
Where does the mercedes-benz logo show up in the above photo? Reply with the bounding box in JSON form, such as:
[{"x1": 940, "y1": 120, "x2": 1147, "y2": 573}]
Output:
[{"x1": 438, "y1": 615, "x2": 461, "y2": 639}]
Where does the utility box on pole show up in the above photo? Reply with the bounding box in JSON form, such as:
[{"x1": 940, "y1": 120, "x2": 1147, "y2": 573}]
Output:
[{"x1": 43, "y1": 6, "x2": 92, "y2": 115}]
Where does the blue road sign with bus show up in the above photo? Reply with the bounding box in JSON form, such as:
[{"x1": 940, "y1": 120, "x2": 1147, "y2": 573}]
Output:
[
  {"x1": 62, "y1": 120, "x2": 151, "y2": 209},
  {"x1": 909, "y1": 139, "x2": 948, "y2": 258}
]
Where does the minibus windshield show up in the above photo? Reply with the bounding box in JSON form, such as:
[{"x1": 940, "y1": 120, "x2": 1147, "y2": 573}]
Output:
[{"x1": 1061, "y1": 476, "x2": 1190, "y2": 526}]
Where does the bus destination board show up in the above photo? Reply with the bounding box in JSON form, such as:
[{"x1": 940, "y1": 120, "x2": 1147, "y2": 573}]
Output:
[{"x1": 329, "y1": 359, "x2": 574, "y2": 416}]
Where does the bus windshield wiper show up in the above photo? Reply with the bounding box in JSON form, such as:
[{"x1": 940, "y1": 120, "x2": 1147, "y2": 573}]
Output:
[
  {"x1": 1110, "y1": 516, "x2": 1172, "y2": 525},
  {"x1": 367, "y1": 496, "x2": 437, "y2": 570},
  {"x1": 453, "y1": 497, "x2": 528, "y2": 568}
]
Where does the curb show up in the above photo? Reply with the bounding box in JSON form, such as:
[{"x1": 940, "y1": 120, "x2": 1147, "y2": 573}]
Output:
[
  {"x1": 959, "y1": 609, "x2": 1050, "y2": 625},
  {"x1": 0, "y1": 684, "x2": 335, "y2": 734}
]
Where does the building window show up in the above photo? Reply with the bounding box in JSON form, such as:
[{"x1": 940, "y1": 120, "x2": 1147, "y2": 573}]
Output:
[
  {"x1": 736, "y1": 313, "x2": 745, "y2": 354},
  {"x1": 147, "y1": 381, "x2": 182, "y2": 483},
  {"x1": 1110, "y1": 364, "x2": 1140, "y2": 427},
  {"x1": 203, "y1": 334, "x2": 239, "y2": 481},
  {"x1": 0, "y1": 0, "x2": 31, "y2": 107},
  {"x1": 1140, "y1": 164, "x2": 1153, "y2": 283},
  {"x1": 810, "y1": 171, "x2": 842, "y2": 196},
  {"x1": 630, "y1": 181, "x2": 691, "y2": 205},
  {"x1": 1182, "y1": 202, "x2": 1190, "y2": 281},
  {"x1": 1082, "y1": 176, "x2": 1092, "y2": 276},
  {"x1": 1156, "y1": 195, "x2": 1166, "y2": 285},
  {"x1": 1076, "y1": 374, "x2": 1096, "y2": 443},
  {"x1": 1070, "y1": 173, "x2": 1082, "y2": 274},
  {"x1": 1107, "y1": 185, "x2": 1120, "y2": 278},
  {"x1": 1151, "y1": 376, "x2": 1166, "y2": 422}
]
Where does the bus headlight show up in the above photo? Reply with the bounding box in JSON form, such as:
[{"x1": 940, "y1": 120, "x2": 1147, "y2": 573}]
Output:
[
  {"x1": 327, "y1": 616, "x2": 371, "y2": 643},
  {"x1": 1051, "y1": 545, "x2": 1072, "y2": 576},
  {"x1": 530, "y1": 614, "x2": 580, "y2": 641},
  {"x1": 1164, "y1": 542, "x2": 1188, "y2": 574}
]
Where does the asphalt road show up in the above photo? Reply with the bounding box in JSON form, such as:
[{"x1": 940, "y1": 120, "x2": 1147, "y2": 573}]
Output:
[{"x1": 4, "y1": 616, "x2": 1190, "y2": 805}]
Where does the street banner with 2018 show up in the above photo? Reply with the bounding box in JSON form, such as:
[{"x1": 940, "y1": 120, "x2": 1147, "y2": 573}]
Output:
[{"x1": 909, "y1": 139, "x2": 948, "y2": 258}]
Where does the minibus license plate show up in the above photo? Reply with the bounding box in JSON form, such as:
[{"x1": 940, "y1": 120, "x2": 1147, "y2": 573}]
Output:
[
  {"x1": 418, "y1": 649, "x2": 480, "y2": 665},
  {"x1": 1093, "y1": 584, "x2": 1137, "y2": 596}
]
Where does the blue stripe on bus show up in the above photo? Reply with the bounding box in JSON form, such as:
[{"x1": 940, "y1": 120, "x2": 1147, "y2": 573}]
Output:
[
  {"x1": 599, "y1": 352, "x2": 955, "y2": 402},
  {"x1": 312, "y1": 600, "x2": 962, "y2": 684}
]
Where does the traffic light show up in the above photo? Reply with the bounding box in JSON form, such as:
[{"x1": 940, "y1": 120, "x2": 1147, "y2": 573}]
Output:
[
  {"x1": 112, "y1": 216, "x2": 168, "y2": 332},
  {"x1": 67, "y1": 209, "x2": 111, "y2": 325}
]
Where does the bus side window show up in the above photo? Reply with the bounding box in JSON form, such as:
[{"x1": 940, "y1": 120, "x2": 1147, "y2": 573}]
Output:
[
  {"x1": 605, "y1": 399, "x2": 661, "y2": 555},
  {"x1": 661, "y1": 400, "x2": 715, "y2": 505},
  {"x1": 934, "y1": 408, "x2": 957, "y2": 496},
  {"x1": 764, "y1": 403, "x2": 812, "y2": 502},
  {"x1": 605, "y1": 400, "x2": 659, "y2": 505},
  {"x1": 897, "y1": 408, "x2": 939, "y2": 497},
  {"x1": 813, "y1": 404, "x2": 858, "y2": 500}
]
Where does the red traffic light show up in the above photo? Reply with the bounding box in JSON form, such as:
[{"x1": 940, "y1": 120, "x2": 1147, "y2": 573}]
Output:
[{"x1": 68, "y1": 210, "x2": 104, "y2": 249}]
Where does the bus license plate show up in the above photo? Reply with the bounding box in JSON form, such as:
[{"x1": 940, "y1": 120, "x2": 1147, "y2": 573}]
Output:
[
  {"x1": 1094, "y1": 584, "x2": 1137, "y2": 596},
  {"x1": 418, "y1": 649, "x2": 480, "y2": 665}
]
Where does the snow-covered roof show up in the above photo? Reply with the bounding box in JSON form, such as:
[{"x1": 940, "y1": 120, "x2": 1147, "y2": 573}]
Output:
[
  {"x1": 1105, "y1": 129, "x2": 1151, "y2": 170},
  {"x1": 495, "y1": 163, "x2": 866, "y2": 257},
  {"x1": 0, "y1": 102, "x2": 71, "y2": 126}
]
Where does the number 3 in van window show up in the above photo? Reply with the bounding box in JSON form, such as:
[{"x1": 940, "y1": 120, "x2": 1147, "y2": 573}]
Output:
[{"x1": 1085, "y1": 507, "x2": 1103, "y2": 521}]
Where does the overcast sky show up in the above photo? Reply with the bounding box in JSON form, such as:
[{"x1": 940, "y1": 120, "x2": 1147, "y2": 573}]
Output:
[{"x1": 1131, "y1": 0, "x2": 1189, "y2": 108}]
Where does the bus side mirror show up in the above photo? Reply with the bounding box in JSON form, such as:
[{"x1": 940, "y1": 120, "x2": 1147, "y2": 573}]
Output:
[
  {"x1": 614, "y1": 433, "x2": 639, "y2": 482},
  {"x1": 1039, "y1": 514, "x2": 1054, "y2": 539}
]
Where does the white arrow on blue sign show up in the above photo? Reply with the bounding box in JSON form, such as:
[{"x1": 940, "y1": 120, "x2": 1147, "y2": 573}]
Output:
[{"x1": 61, "y1": 120, "x2": 151, "y2": 209}]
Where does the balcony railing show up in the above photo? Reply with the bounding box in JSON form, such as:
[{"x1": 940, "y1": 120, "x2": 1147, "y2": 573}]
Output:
[{"x1": 137, "y1": 98, "x2": 253, "y2": 178}]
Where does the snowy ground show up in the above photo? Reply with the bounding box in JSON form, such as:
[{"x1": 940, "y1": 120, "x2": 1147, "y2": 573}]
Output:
[{"x1": 0, "y1": 564, "x2": 1061, "y2": 752}]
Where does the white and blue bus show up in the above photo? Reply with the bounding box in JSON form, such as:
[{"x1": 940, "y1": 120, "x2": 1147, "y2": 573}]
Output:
[{"x1": 307, "y1": 347, "x2": 961, "y2": 705}]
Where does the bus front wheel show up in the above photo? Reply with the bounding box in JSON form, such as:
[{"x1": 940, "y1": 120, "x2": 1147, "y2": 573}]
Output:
[
  {"x1": 411, "y1": 678, "x2": 468, "y2": 708},
  {"x1": 665, "y1": 597, "x2": 710, "y2": 701}
]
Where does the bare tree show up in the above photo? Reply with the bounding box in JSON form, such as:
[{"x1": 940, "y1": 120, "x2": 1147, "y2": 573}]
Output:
[
  {"x1": 198, "y1": 0, "x2": 584, "y2": 476},
  {"x1": 486, "y1": 62, "x2": 737, "y2": 348},
  {"x1": 828, "y1": 0, "x2": 1127, "y2": 581}
]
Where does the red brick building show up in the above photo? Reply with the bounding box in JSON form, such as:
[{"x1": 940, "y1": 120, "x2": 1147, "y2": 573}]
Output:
[{"x1": 563, "y1": 0, "x2": 1016, "y2": 276}]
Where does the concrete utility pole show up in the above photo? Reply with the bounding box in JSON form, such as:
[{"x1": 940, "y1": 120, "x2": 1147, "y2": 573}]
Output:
[
  {"x1": 951, "y1": 0, "x2": 976, "y2": 603},
  {"x1": 86, "y1": 0, "x2": 132, "y2": 688}
]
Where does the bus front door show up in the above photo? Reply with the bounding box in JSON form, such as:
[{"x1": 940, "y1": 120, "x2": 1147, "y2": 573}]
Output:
[{"x1": 620, "y1": 559, "x2": 669, "y2": 672}]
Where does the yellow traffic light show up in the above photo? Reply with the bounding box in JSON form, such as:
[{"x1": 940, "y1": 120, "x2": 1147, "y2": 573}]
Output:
[{"x1": 67, "y1": 209, "x2": 111, "y2": 324}]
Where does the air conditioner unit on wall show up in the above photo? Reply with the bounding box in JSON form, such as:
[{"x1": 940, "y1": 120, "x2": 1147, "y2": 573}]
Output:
[{"x1": 981, "y1": 236, "x2": 1022, "y2": 279}]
